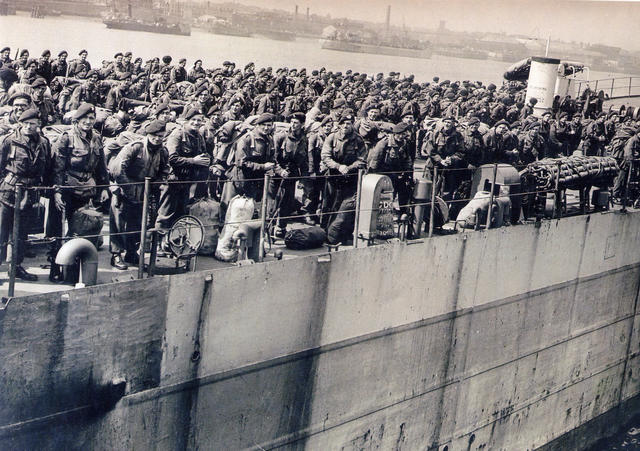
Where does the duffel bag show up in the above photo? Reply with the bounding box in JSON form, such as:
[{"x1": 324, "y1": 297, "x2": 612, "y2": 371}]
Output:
[{"x1": 284, "y1": 226, "x2": 327, "y2": 250}]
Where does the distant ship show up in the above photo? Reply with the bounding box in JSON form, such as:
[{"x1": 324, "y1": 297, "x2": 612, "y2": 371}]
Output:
[
  {"x1": 321, "y1": 38, "x2": 432, "y2": 59},
  {"x1": 196, "y1": 15, "x2": 251, "y2": 38},
  {"x1": 103, "y1": 16, "x2": 191, "y2": 36}
]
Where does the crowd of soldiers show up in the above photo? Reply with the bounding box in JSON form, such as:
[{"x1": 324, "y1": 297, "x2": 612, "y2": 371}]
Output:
[{"x1": 1, "y1": 45, "x2": 640, "y2": 280}]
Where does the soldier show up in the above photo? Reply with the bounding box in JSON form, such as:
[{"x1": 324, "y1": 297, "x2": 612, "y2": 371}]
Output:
[
  {"x1": 0, "y1": 92, "x2": 33, "y2": 132},
  {"x1": 30, "y1": 78, "x2": 57, "y2": 126},
  {"x1": 155, "y1": 110, "x2": 209, "y2": 230},
  {"x1": 0, "y1": 109, "x2": 52, "y2": 281},
  {"x1": 52, "y1": 103, "x2": 109, "y2": 245},
  {"x1": 229, "y1": 112, "x2": 279, "y2": 203},
  {"x1": 579, "y1": 113, "x2": 607, "y2": 156},
  {"x1": 0, "y1": 47, "x2": 11, "y2": 68},
  {"x1": 68, "y1": 49, "x2": 91, "y2": 79},
  {"x1": 108, "y1": 120, "x2": 170, "y2": 269},
  {"x1": 65, "y1": 70, "x2": 101, "y2": 112},
  {"x1": 424, "y1": 115, "x2": 467, "y2": 199},
  {"x1": 271, "y1": 112, "x2": 309, "y2": 237},
  {"x1": 303, "y1": 115, "x2": 332, "y2": 224},
  {"x1": 51, "y1": 50, "x2": 68, "y2": 78},
  {"x1": 171, "y1": 58, "x2": 187, "y2": 83},
  {"x1": 321, "y1": 111, "x2": 367, "y2": 244},
  {"x1": 0, "y1": 67, "x2": 19, "y2": 107},
  {"x1": 36, "y1": 50, "x2": 52, "y2": 83},
  {"x1": 462, "y1": 116, "x2": 486, "y2": 168},
  {"x1": 368, "y1": 122, "x2": 414, "y2": 213},
  {"x1": 483, "y1": 119, "x2": 519, "y2": 164}
]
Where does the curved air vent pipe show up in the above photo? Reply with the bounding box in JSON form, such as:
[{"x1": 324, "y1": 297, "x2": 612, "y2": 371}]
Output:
[{"x1": 55, "y1": 238, "x2": 99, "y2": 287}]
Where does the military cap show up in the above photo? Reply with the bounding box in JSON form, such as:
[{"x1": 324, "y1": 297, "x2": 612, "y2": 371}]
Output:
[
  {"x1": 467, "y1": 117, "x2": 481, "y2": 125},
  {"x1": 7, "y1": 91, "x2": 31, "y2": 106},
  {"x1": 445, "y1": 91, "x2": 456, "y2": 100},
  {"x1": 299, "y1": 68, "x2": 306, "y2": 76},
  {"x1": 124, "y1": 51, "x2": 132, "y2": 57},
  {"x1": 392, "y1": 122, "x2": 410, "y2": 134},
  {"x1": 179, "y1": 58, "x2": 186, "y2": 64},
  {"x1": 244, "y1": 62, "x2": 253, "y2": 70},
  {"x1": 338, "y1": 111, "x2": 355, "y2": 124},
  {"x1": 401, "y1": 103, "x2": 414, "y2": 117},
  {"x1": 229, "y1": 95, "x2": 243, "y2": 105},
  {"x1": 558, "y1": 112, "x2": 569, "y2": 120},
  {"x1": 162, "y1": 55, "x2": 172, "y2": 64},
  {"x1": 114, "y1": 52, "x2": 123, "y2": 58},
  {"x1": 332, "y1": 98, "x2": 346, "y2": 109},
  {"x1": 487, "y1": 83, "x2": 496, "y2": 91},
  {"x1": 194, "y1": 85, "x2": 208, "y2": 97},
  {"x1": 194, "y1": 59, "x2": 202, "y2": 66},
  {"x1": 154, "y1": 102, "x2": 170, "y2": 116},
  {"x1": 58, "y1": 50, "x2": 68, "y2": 57},
  {"x1": 207, "y1": 104, "x2": 221, "y2": 116},
  {"x1": 254, "y1": 113, "x2": 275, "y2": 125},
  {"x1": 291, "y1": 112, "x2": 306, "y2": 123},
  {"x1": 459, "y1": 88, "x2": 469, "y2": 96},
  {"x1": 311, "y1": 70, "x2": 318, "y2": 76},
  {"x1": 573, "y1": 113, "x2": 582, "y2": 119},
  {"x1": 222, "y1": 60, "x2": 231, "y2": 66},
  {"x1": 541, "y1": 110, "x2": 552, "y2": 117},
  {"x1": 511, "y1": 120, "x2": 522, "y2": 129},
  {"x1": 19, "y1": 49, "x2": 28, "y2": 57},
  {"x1": 0, "y1": 47, "x2": 9, "y2": 53},
  {"x1": 31, "y1": 77, "x2": 47, "y2": 89},
  {"x1": 320, "y1": 115, "x2": 333, "y2": 126},
  {"x1": 442, "y1": 115, "x2": 457, "y2": 123},
  {"x1": 183, "y1": 108, "x2": 204, "y2": 120},
  {"x1": 41, "y1": 49, "x2": 51, "y2": 57},
  {"x1": 596, "y1": 111, "x2": 607, "y2": 118},
  {"x1": 365, "y1": 103, "x2": 380, "y2": 112},
  {"x1": 86, "y1": 70, "x2": 99, "y2": 79},
  {"x1": 73, "y1": 102, "x2": 96, "y2": 121},
  {"x1": 526, "y1": 121, "x2": 541, "y2": 130},
  {"x1": 432, "y1": 76, "x2": 440, "y2": 83},
  {"x1": 79, "y1": 49, "x2": 88, "y2": 55},
  {"x1": 145, "y1": 120, "x2": 166, "y2": 136},
  {"x1": 161, "y1": 66, "x2": 172, "y2": 75},
  {"x1": 18, "y1": 108, "x2": 40, "y2": 122},
  {"x1": 0, "y1": 68, "x2": 18, "y2": 84},
  {"x1": 494, "y1": 119, "x2": 510, "y2": 129}
]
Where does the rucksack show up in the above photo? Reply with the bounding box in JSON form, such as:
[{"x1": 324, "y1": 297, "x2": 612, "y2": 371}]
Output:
[{"x1": 284, "y1": 226, "x2": 326, "y2": 250}]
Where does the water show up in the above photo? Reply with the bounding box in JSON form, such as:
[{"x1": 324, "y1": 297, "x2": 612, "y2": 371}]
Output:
[
  {"x1": 590, "y1": 424, "x2": 640, "y2": 450},
  {"x1": 0, "y1": 13, "x2": 631, "y2": 85}
]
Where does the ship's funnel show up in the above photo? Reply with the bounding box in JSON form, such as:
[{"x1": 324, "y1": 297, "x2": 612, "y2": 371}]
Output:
[{"x1": 526, "y1": 56, "x2": 561, "y2": 117}]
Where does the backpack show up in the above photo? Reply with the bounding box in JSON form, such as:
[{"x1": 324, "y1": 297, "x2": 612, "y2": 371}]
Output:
[{"x1": 284, "y1": 226, "x2": 326, "y2": 250}]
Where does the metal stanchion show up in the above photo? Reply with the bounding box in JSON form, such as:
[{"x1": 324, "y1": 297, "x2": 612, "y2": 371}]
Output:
[
  {"x1": 258, "y1": 173, "x2": 271, "y2": 262},
  {"x1": 428, "y1": 166, "x2": 437, "y2": 238},
  {"x1": 138, "y1": 177, "x2": 150, "y2": 279},
  {"x1": 554, "y1": 161, "x2": 562, "y2": 218},
  {"x1": 8, "y1": 184, "x2": 24, "y2": 298},
  {"x1": 486, "y1": 163, "x2": 498, "y2": 229},
  {"x1": 353, "y1": 168, "x2": 364, "y2": 248},
  {"x1": 622, "y1": 160, "x2": 633, "y2": 213}
]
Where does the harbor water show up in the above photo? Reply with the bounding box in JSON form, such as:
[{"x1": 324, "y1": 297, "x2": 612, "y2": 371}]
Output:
[{"x1": 0, "y1": 13, "x2": 632, "y2": 86}]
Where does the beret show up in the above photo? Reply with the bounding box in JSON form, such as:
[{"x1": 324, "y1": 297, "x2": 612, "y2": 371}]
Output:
[
  {"x1": 320, "y1": 115, "x2": 333, "y2": 126},
  {"x1": 311, "y1": 70, "x2": 318, "y2": 76},
  {"x1": 73, "y1": 102, "x2": 96, "y2": 121},
  {"x1": 558, "y1": 112, "x2": 569, "y2": 120},
  {"x1": 58, "y1": 50, "x2": 68, "y2": 57},
  {"x1": 86, "y1": 69, "x2": 99, "y2": 79},
  {"x1": 145, "y1": 119, "x2": 166, "y2": 135},
  {"x1": 31, "y1": 77, "x2": 47, "y2": 89},
  {"x1": 41, "y1": 49, "x2": 50, "y2": 57},
  {"x1": 223, "y1": 60, "x2": 231, "y2": 65},
  {"x1": 468, "y1": 117, "x2": 480, "y2": 125},
  {"x1": 124, "y1": 51, "x2": 132, "y2": 57},
  {"x1": 194, "y1": 85, "x2": 208, "y2": 97},
  {"x1": 0, "y1": 68, "x2": 18, "y2": 84},
  {"x1": 365, "y1": 103, "x2": 380, "y2": 112},
  {"x1": 332, "y1": 98, "x2": 346, "y2": 108},
  {"x1": 19, "y1": 49, "x2": 29, "y2": 57},
  {"x1": 291, "y1": 112, "x2": 306, "y2": 123},
  {"x1": 179, "y1": 58, "x2": 186, "y2": 64},
  {"x1": 207, "y1": 104, "x2": 221, "y2": 115},
  {"x1": 114, "y1": 52, "x2": 123, "y2": 58},
  {"x1": 442, "y1": 115, "x2": 457, "y2": 123},
  {"x1": 194, "y1": 59, "x2": 202, "y2": 65},
  {"x1": 392, "y1": 122, "x2": 410, "y2": 134},
  {"x1": 494, "y1": 119, "x2": 510, "y2": 129},
  {"x1": 254, "y1": 112, "x2": 275, "y2": 125},
  {"x1": 0, "y1": 47, "x2": 9, "y2": 53},
  {"x1": 573, "y1": 113, "x2": 582, "y2": 119},
  {"x1": 183, "y1": 108, "x2": 204, "y2": 120},
  {"x1": 79, "y1": 49, "x2": 88, "y2": 55},
  {"x1": 18, "y1": 108, "x2": 40, "y2": 122},
  {"x1": 487, "y1": 83, "x2": 497, "y2": 91},
  {"x1": 154, "y1": 102, "x2": 170, "y2": 115},
  {"x1": 541, "y1": 110, "x2": 552, "y2": 117},
  {"x1": 7, "y1": 91, "x2": 31, "y2": 106},
  {"x1": 338, "y1": 111, "x2": 355, "y2": 124},
  {"x1": 162, "y1": 55, "x2": 172, "y2": 64},
  {"x1": 401, "y1": 103, "x2": 414, "y2": 117},
  {"x1": 244, "y1": 62, "x2": 253, "y2": 70}
]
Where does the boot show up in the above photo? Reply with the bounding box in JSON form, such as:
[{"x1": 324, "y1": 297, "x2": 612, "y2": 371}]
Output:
[
  {"x1": 110, "y1": 254, "x2": 129, "y2": 270},
  {"x1": 123, "y1": 252, "x2": 139, "y2": 265},
  {"x1": 15, "y1": 265, "x2": 38, "y2": 281}
]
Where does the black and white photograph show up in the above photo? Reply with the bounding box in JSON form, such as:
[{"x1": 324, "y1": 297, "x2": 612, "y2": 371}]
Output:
[{"x1": 0, "y1": 0, "x2": 640, "y2": 449}]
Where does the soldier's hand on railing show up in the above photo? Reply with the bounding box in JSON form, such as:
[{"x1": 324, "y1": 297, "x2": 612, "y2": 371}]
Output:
[
  {"x1": 264, "y1": 162, "x2": 276, "y2": 171},
  {"x1": 338, "y1": 164, "x2": 349, "y2": 175},
  {"x1": 100, "y1": 189, "x2": 110, "y2": 204},
  {"x1": 54, "y1": 192, "x2": 65, "y2": 211},
  {"x1": 192, "y1": 154, "x2": 211, "y2": 167}
]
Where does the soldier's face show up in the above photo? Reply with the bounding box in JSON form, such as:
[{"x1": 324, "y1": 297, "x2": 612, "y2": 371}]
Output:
[
  {"x1": 21, "y1": 119, "x2": 40, "y2": 136},
  {"x1": 13, "y1": 99, "x2": 30, "y2": 114},
  {"x1": 80, "y1": 53, "x2": 87, "y2": 61},
  {"x1": 0, "y1": 50, "x2": 8, "y2": 59},
  {"x1": 124, "y1": 56, "x2": 131, "y2": 63},
  {"x1": 469, "y1": 124, "x2": 479, "y2": 133},
  {"x1": 495, "y1": 124, "x2": 508, "y2": 135},
  {"x1": 443, "y1": 119, "x2": 455, "y2": 131},
  {"x1": 77, "y1": 113, "x2": 96, "y2": 132},
  {"x1": 116, "y1": 56, "x2": 123, "y2": 63},
  {"x1": 402, "y1": 115, "x2": 414, "y2": 125},
  {"x1": 367, "y1": 109, "x2": 379, "y2": 121},
  {"x1": 231, "y1": 102, "x2": 241, "y2": 113},
  {"x1": 340, "y1": 121, "x2": 353, "y2": 134},
  {"x1": 157, "y1": 110, "x2": 171, "y2": 122},
  {"x1": 258, "y1": 122, "x2": 273, "y2": 134},
  {"x1": 147, "y1": 134, "x2": 163, "y2": 146},
  {"x1": 187, "y1": 116, "x2": 205, "y2": 130},
  {"x1": 60, "y1": 54, "x2": 67, "y2": 62},
  {"x1": 290, "y1": 118, "x2": 302, "y2": 132}
]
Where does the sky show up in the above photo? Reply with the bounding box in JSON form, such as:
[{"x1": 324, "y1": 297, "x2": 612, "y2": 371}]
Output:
[{"x1": 219, "y1": 0, "x2": 640, "y2": 51}]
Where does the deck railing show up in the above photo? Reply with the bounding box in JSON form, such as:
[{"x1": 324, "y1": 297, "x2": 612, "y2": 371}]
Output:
[{"x1": 575, "y1": 77, "x2": 640, "y2": 100}]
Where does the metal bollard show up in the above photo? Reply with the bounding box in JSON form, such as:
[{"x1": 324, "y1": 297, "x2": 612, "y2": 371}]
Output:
[
  {"x1": 138, "y1": 177, "x2": 150, "y2": 279},
  {"x1": 258, "y1": 173, "x2": 271, "y2": 262},
  {"x1": 428, "y1": 166, "x2": 437, "y2": 238},
  {"x1": 353, "y1": 168, "x2": 364, "y2": 248},
  {"x1": 8, "y1": 184, "x2": 24, "y2": 298},
  {"x1": 486, "y1": 163, "x2": 498, "y2": 229}
]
